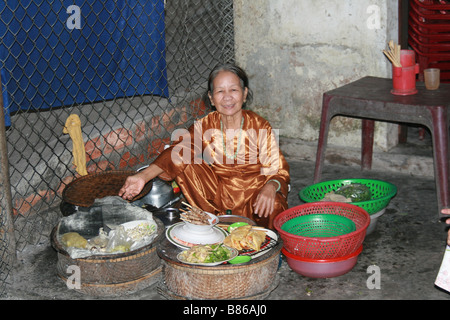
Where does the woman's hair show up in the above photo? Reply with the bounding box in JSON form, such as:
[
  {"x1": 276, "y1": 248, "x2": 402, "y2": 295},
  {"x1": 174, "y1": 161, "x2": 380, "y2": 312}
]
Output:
[{"x1": 203, "y1": 63, "x2": 253, "y2": 110}]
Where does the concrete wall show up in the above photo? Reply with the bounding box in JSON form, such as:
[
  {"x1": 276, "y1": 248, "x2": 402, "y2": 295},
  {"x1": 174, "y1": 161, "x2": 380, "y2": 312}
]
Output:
[{"x1": 234, "y1": 0, "x2": 400, "y2": 157}]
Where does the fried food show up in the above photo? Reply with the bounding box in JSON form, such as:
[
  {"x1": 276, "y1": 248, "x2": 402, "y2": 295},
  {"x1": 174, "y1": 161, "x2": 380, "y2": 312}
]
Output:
[{"x1": 224, "y1": 225, "x2": 266, "y2": 251}]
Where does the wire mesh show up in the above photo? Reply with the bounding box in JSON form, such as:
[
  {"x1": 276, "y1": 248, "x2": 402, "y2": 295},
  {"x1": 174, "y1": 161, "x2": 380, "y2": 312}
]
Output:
[{"x1": 0, "y1": 0, "x2": 234, "y2": 296}]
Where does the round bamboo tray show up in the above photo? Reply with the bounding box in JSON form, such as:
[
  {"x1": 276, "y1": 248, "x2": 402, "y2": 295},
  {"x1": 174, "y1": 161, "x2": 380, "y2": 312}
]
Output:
[
  {"x1": 51, "y1": 218, "x2": 164, "y2": 297},
  {"x1": 157, "y1": 237, "x2": 282, "y2": 300},
  {"x1": 62, "y1": 170, "x2": 153, "y2": 207}
]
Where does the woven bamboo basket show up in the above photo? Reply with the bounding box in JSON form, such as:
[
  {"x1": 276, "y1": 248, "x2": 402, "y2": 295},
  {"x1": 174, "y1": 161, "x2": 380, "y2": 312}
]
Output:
[
  {"x1": 157, "y1": 238, "x2": 282, "y2": 300},
  {"x1": 51, "y1": 218, "x2": 164, "y2": 297}
]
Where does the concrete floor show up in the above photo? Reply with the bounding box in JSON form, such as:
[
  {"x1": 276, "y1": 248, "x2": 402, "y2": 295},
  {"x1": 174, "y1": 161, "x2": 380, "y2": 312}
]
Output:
[{"x1": 4, "y1": 130, "x2": 450, "y2": 300}]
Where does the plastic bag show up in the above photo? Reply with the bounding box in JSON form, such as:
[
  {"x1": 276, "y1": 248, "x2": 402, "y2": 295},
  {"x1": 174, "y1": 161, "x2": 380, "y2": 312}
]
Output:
[{"x1": 105, "y1": 226, "x2": 134, "y2": 253}]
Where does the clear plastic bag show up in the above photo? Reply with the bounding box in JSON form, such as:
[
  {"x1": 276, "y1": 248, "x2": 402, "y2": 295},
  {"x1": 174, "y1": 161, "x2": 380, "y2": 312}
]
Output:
[{"x1": 105, "y1": 226, "x2": 133, "y2": 253}]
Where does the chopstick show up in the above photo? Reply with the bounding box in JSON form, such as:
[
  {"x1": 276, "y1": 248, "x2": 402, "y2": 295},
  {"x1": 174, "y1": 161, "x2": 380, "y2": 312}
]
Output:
[
  {"x1": 182, "y1": 201, "x2": 193, "y2": 209},
  {"x1": 383, "y1": 40, "x2": 402, "y2": 68}
]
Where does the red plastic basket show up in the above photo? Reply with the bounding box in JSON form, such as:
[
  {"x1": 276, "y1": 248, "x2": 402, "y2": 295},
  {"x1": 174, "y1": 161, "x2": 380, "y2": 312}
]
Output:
[
  {"x1": 411, "y1": 0, "x2": 450, "y2": 20},
  {"x1": 409, "y1": 10, "x2": 450, "y2": 32},
  {"x1": 409, "y1": 32, "x2": 450, "y2": 53},
  {"x1": 413, "y1": 0, "x2": 450, "y2": 11},
  {"x1": 274, "y1": 202, "x2": 370, "y2": 259},
  {"x1": 409, "y1": 23, "x2": 450, "y2": 44}
]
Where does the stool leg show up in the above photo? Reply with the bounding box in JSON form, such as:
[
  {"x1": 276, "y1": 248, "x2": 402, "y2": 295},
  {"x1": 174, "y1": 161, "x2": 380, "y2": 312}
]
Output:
[
  {"x1": 430, "y1": 108, "x2": 450, "y2": 216},
  {"x1": 361, "y1": 119, "x2": 375, "y2": 170},
  {"x1": 314, "y1": 94, "x2": 333, "y2": 183}
]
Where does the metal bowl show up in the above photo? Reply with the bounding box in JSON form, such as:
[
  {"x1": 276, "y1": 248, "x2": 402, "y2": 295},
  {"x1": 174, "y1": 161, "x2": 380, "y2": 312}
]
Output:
[{"x1": 152, "y1": 207, "x2": 181, "y2": 228}]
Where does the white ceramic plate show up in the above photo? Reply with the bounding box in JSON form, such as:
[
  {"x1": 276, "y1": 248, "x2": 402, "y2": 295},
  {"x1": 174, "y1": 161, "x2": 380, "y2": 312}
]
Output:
[
  {"x1": 111, "y1": 219, "x2": 157, "y2": 241},
  {"x1": 177, "y1": 246, "x2": 239, "y2": 266},
  {"x1": 166, "y1": 222, "x2": 228, "y2": 250}
]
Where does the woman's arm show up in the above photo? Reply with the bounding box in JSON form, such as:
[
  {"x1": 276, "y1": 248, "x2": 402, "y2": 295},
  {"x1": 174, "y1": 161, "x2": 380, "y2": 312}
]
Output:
[
  {"x1": 253, "y1": 181, "x2": 279, "y2": 218},
  {"x1": 119, "y1": 164, "x2": 164, "y2": 200},
  {"x1": 253, "y1": 124, "x2": 290, "y2": 218}
]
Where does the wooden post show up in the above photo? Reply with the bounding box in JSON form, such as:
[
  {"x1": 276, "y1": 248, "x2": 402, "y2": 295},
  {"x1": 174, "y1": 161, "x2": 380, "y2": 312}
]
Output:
[{"x1": 0, "y1": 73, "x2": 17, "y2": 269}]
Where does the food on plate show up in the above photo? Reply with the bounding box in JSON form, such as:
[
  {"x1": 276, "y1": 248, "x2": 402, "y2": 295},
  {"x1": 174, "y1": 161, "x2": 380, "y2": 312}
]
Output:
[
  {"x1": 126, "y1": 221, "x2": 156, "y2": 241},
  {"x1": 334, "y1": 183, "x2": 372, "y2": 202},
  {"x1": 178, "y1": 244, "x2": 232, "y2": 263},
  {"x1": 61, "y1": 232, "x2": 88, "y2": 249},
  {"x1": 180, "y1": 202, "x2": 212, "y2": 225},
  {"x1": 224, "y1": 225, "x2": 266, "y2": 251}
]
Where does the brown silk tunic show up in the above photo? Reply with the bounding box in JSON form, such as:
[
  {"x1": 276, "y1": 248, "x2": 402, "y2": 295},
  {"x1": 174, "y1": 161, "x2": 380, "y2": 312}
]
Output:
[{"x1": 153, "y1": 110, "x2": 290, "y2": 229}]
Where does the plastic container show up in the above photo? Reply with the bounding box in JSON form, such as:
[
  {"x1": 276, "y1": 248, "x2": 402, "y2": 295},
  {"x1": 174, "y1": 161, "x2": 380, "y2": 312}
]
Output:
[
  {"x1": 282, "y1": 246, "x2": 363, "y2": 278},
  {"x1": 299, "y1": 178, "x2": 397, "y2": 215},
  {"x1": 392, "y1": 63, "x2": 420, "y2": 95},
  {"x1": 366, "y1": 208, "x2": 385, "y2": 235},
  {"x1": 274, "y1": 202, "x2": 370, "y2": 259},
  {"x1": 424, "y1": 67, "x2": 441, "y2": 89}
]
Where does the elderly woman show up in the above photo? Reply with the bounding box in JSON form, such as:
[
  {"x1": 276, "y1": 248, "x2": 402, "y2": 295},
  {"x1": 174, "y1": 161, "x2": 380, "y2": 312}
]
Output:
[{"x1": 119, "y1": 64, "x2": 290, "y2": 229}]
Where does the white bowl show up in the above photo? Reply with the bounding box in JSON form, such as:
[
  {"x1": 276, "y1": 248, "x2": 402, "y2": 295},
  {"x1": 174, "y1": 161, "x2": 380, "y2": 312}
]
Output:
[
  {"x1": 366, "y1": 209, "x2": 385, "y2": 235},
  {"x1": 167, "y1": 222, "x2": 227, "y2": 249}
]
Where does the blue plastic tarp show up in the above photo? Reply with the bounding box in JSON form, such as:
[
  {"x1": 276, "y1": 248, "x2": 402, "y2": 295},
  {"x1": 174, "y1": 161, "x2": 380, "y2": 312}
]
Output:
[{"x1": 0, "y1": 0, "x2": 169, "y2": 126}]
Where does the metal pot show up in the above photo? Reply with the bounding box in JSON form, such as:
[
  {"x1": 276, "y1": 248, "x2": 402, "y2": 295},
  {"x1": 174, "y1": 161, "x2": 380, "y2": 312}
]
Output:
[
  {"x1": 140, "y1": 177, "x2": 175, "y2": 208},
  {"x1": 131, "y1": 166, "x2": 177, "y2": 208},
  {"x1": 152, "y1": 207, "x2": 181, "y2": 228}
]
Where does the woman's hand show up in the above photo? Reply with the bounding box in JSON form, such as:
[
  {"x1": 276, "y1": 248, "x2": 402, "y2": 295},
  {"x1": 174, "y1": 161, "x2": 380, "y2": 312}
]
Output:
[
  {"x1": 119, "y1": 172, "x2": 147, "y2": 200},
  {"x1": 441, "y1": 208, "x2": 450, "y2": 246},
  {"x1": 253, "y1": 181, "x2": 278, "y2": 219},
  {"x1": 118, "y1": 164, "x2": 164, "y2": 200}
]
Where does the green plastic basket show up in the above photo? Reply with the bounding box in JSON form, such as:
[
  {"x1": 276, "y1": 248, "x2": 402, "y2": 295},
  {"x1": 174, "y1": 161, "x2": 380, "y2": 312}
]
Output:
[
  {"x1": 299, "y1": 179, "x2": 397, "y2": 215},
  {"x1": 281, "y1": 214, "x2": 356, "y2": 238}
]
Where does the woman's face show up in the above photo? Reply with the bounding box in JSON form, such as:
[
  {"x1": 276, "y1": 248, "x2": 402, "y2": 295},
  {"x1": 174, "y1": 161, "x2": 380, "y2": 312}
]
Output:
[{"x1": 208, "y1": 70, "x2": 248, "y2": 118}]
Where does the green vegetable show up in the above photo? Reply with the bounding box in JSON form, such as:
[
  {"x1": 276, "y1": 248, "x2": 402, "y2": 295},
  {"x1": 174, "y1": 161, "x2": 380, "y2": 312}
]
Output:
[
  {"x1": 335, "y1": 183, "x2": 372, "y2": 202},
  {"x1": 204, "y1": 244, "x2": 231, "y2": 263}
]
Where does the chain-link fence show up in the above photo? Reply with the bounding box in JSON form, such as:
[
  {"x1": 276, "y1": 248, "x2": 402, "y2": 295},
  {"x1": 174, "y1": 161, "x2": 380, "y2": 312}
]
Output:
[{"x1": 0, "y1": 0, "x2": 234, "y2": 296}]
